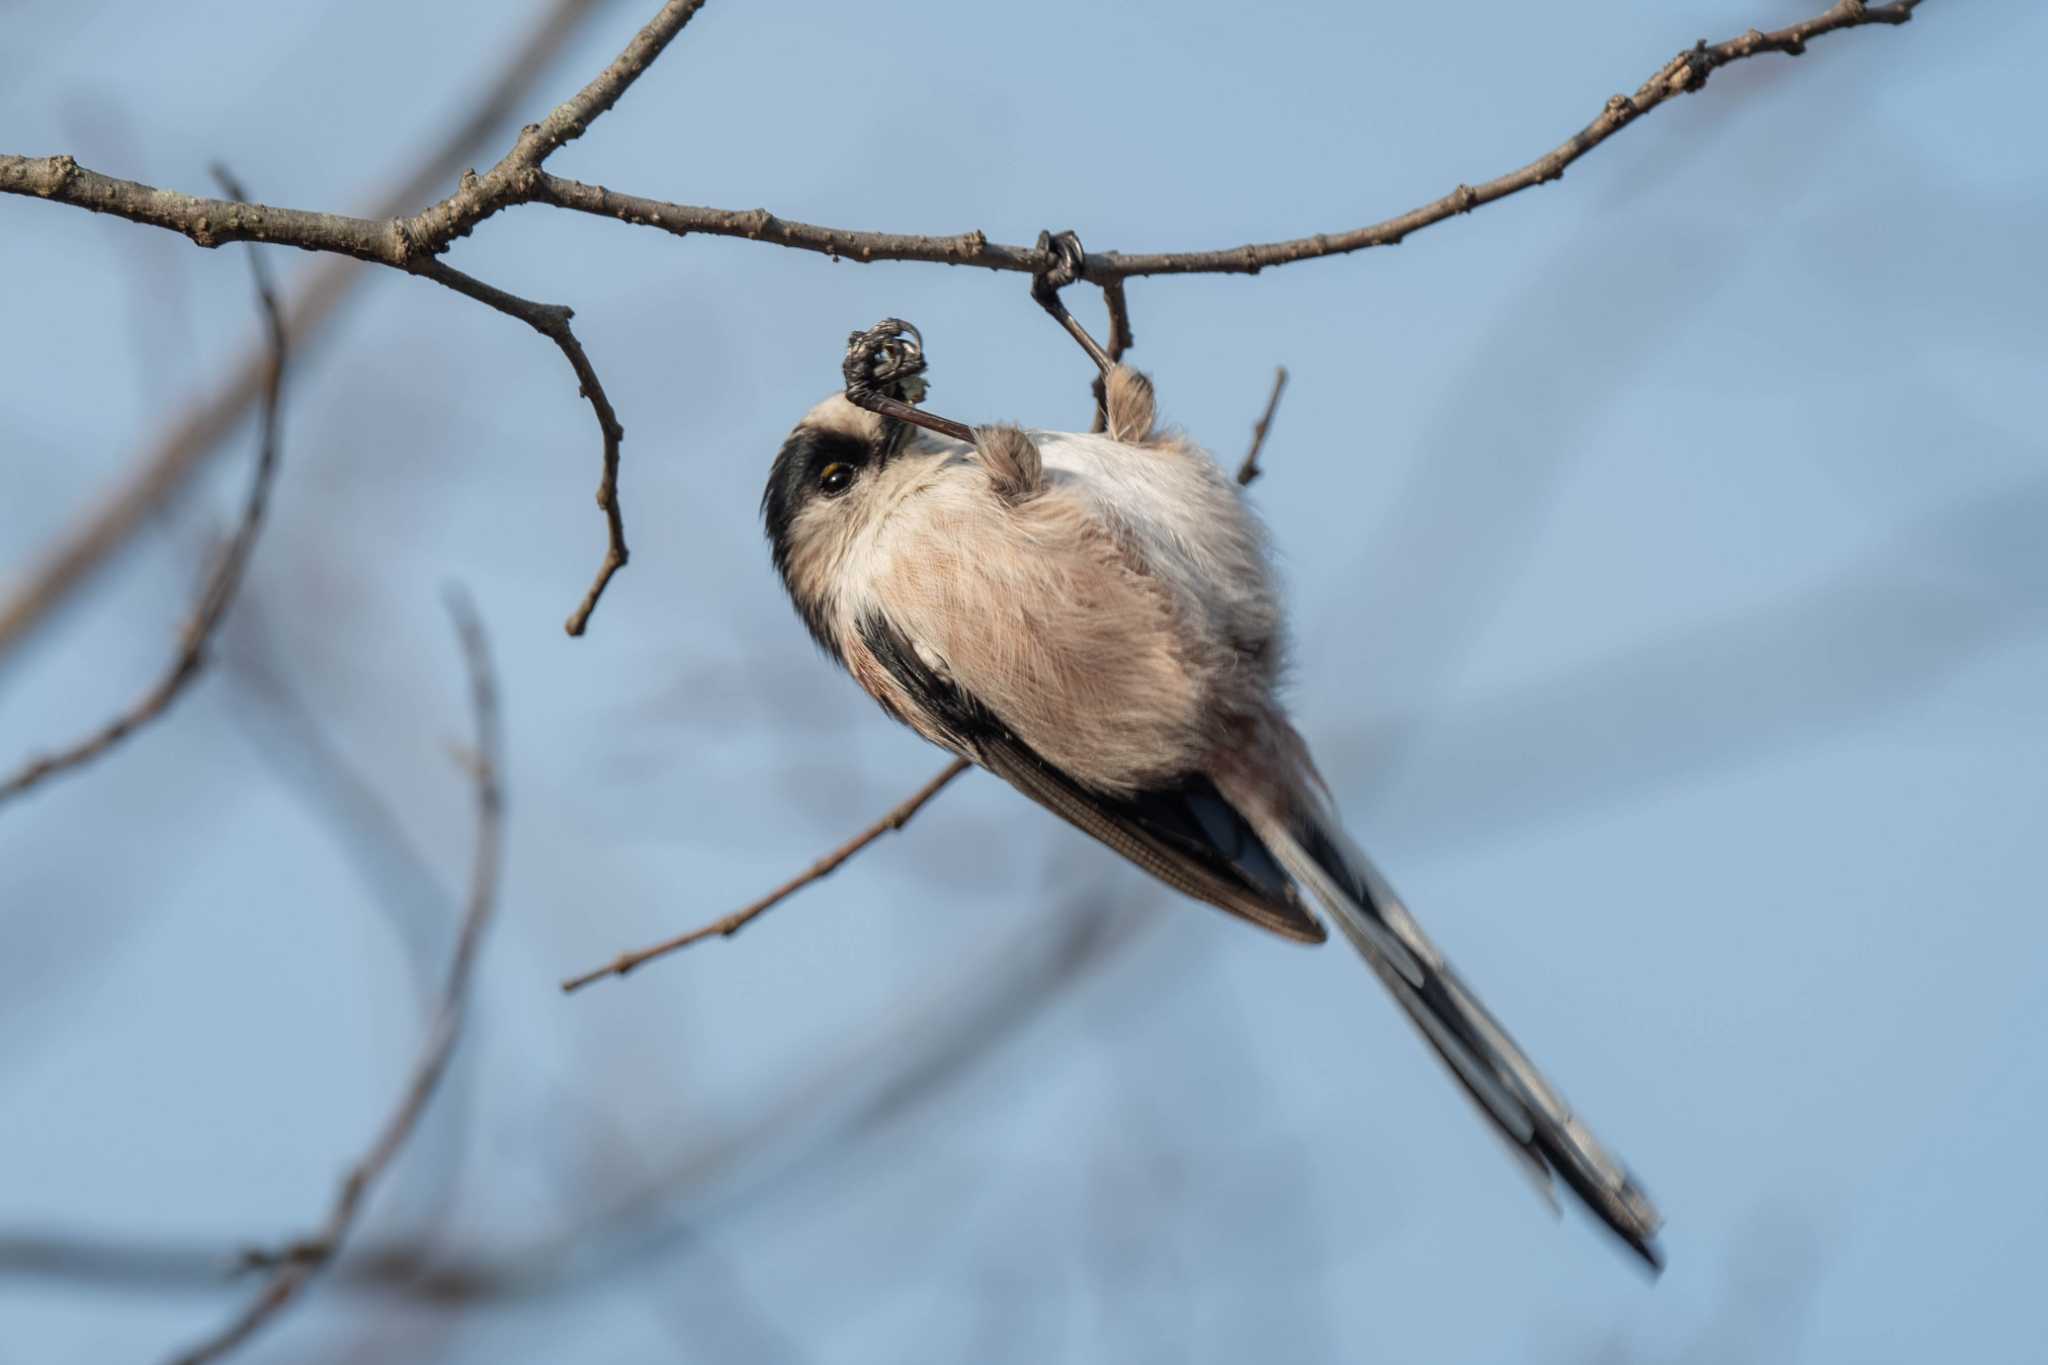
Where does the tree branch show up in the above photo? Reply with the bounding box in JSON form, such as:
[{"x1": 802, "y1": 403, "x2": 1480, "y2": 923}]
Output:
[
  {"x1": 166, "y1": 590, "x2": 506, "y2": 1365},
  {"x1": 0, "y1": 0, "x2": 615, "y2": 663},
  {"x1": 0, "y1": 0, "x2": 1920, "y2": 645},
  {"x1": 0, "y1": 169, "x2": 286, "y2": 806},
  {"x1": 527, "y1": 0, "x2": 1920, "y2": 279},
  {"x1": 560, "y1": 756, "x2": 972, "y2": 992},
  {"x1": 406, "y1": 259, "x2": 628, "y2": 634},
  {"x1": 0, "y1": 0, "x2": 1926, "y2": 279}
]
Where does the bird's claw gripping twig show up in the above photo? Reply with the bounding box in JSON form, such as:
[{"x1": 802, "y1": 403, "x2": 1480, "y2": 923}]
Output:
[
  {"x1": 841, "y1": 317, "x2": 972, "y2": 443},
  {"x1": 1030, "y1": 229, "x2": 1114, "y2": 376},
  {"x1": 1030, "y1": 229, "x2": 1088, "y2": 307},
  {"x1": 843, "y1": 317, "x2": 930, "y2": 405}
]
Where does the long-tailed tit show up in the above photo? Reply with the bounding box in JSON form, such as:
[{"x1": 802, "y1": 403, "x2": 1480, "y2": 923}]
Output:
[{"x1": 761, "y1": 232, "x2": 1663, "y2": 1267}]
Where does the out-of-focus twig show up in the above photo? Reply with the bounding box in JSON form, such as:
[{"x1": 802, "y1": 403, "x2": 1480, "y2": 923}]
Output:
[
  {"x1": 0, "y1": 167, "x2": 286, "y2": 806},
  {"x1": 166, "y1": 590, "x2": 505, "y2": 1365},
  {"x1": 0, "y1": 890, "x2": 1159, "y2": 1310},
  {"x1": 1236, "y1": 367, "x2": 1288, "y2": 488},
  {"x1": 0, "y1": 0, "x2": 616, "y2": 663},
  {"x1": 561, "y1": 756, "x2": 971, "y2": 992}
]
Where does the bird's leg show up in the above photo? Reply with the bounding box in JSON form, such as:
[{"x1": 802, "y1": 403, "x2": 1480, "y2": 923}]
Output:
[
  {"x1": 1031, "y1": 231, "x2": 1159, "y2": 443},
  {"x1": 1029, "y1": 230, "x2": 1115, "y2": 376},
  {"x1": 842, "y1": 318, "x2": 974, "y2": 444}
]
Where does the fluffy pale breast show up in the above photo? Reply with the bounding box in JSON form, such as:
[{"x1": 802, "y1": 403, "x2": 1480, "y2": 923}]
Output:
[
  {"x1": 828, "y1": 454, "x2": 1168, "y2": 790},
  {"x1": 833, "y1": 433, "x2": 1281, "y2": 793},
  {"x1": 1032, "y1": 432, "x2": 1284, "y2": 679}
]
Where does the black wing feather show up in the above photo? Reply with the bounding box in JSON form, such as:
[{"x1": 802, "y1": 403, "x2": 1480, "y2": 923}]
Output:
[{"x1": 858, "y1": 613, "x2": 1325, "y2": 944}]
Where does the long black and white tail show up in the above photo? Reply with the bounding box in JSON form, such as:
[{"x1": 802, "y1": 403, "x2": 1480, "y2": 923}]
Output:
[{"x1": 1236, "y1": 790, "x2": 1664, "y2": 1268}]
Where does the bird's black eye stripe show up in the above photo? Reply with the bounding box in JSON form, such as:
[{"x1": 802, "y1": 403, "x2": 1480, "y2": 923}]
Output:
[{"x1": 819, "y1": 462, "x2": 855, "y2": 496}]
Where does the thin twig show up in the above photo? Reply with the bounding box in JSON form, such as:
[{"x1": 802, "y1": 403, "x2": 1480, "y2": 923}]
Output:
[
  {"x1": 397, "y1": 0, "x2": 712, "y2": 255},
  {"x1": 1102, "y1": 280, "x2": 1135, "y2": 362},
  {"x1": 1090, "y1": 279, "x2": 1135, "y2": 433},
  {"x1": 166, "y1": 590, "x2": 505, "y2": 1365},
  {"x1": 1237, "y1": 367, "x2": 1288, "y2": 488},
  {"x1": 0, "y1": 168, "x2": 285, "y2": 806},
  {"x1": 406, "y1": 259, "x2": 628, "y2": 635},
  {"x1": 0, "y1": 0, "x2": 612, "y2": 664},
  {"x1": 0, "y1": 0, "x2": 1920, "y2": 641},
  {"x1": 561, "y1": 756, "x2": 971, "y2": 992}
]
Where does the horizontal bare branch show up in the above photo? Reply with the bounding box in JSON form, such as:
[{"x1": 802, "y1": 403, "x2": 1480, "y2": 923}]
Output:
[
  {"x1": 533, "y1": 0, "x2": 1920, "y2": 279},
  {"x1": 0, "y1": 3, "x2": 713, "y2": 267},
  {"x1": 0, "y1": 0, "x2": 1923, "y2": 285},
  {"x1": 0, "y1": 0, "x2": 1923, "y2": 651}
]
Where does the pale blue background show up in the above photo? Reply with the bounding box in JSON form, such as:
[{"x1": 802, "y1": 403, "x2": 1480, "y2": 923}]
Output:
[{"x1": 3, "y1": 2, "x2": 2044, "y2": 1361}]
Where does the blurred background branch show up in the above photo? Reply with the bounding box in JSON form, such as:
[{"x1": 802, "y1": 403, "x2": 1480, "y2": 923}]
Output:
[
  {"x1": 167, "y1": 592, "x2": 505, "y2": 1365},
  {"x1": 0, "y1": 168, "x2": 286, "y2": 804}
]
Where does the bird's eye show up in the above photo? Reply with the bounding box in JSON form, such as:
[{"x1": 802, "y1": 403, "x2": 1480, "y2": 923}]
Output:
[{"x1": 818, "y1": 462, "x2": 855, "y2": 496}]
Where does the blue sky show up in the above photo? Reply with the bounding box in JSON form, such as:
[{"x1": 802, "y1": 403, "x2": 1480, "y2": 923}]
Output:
[{"x1": 3, "y1": 1, "x2": 2044, "y2": 1361}]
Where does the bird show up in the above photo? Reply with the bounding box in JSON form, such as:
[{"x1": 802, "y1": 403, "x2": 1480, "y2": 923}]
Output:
[{"x1": 759, "y1": 231, "x2": 1664, "y2": 1268}]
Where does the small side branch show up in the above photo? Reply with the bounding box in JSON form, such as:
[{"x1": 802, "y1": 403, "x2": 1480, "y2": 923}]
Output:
[
  {"x1": 561, "y1": 756, "x2": 972, "y2": 992},
  {"x1": 1237, "y1": 367, "x2": 1289, "y2": 488},
  {"x1": 0, "y1": 170, "x2": 287, "y2": 806},
  {"x1": 398, "y1": 0, "x2": 713, "y2": 252},
  {"x1": 407, "y1": 260, "x2": 628, "y2": 635},
  {"x1": 166, "y1": 591, "x2": 506, "y2": 1365}
]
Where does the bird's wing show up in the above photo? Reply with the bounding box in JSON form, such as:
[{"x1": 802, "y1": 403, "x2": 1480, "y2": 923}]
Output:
[{"x1": 854, "y1": 610, "x2": 1325, "y2": 943}]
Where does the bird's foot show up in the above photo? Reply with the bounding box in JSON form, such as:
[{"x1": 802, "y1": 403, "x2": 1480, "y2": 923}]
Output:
[
  {"x1": 841, "y1": 317, "x2": 972, "y2": 443},
  {"x1": 1029, "y1": 230, "x2": 1113, "y2": 376}
]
